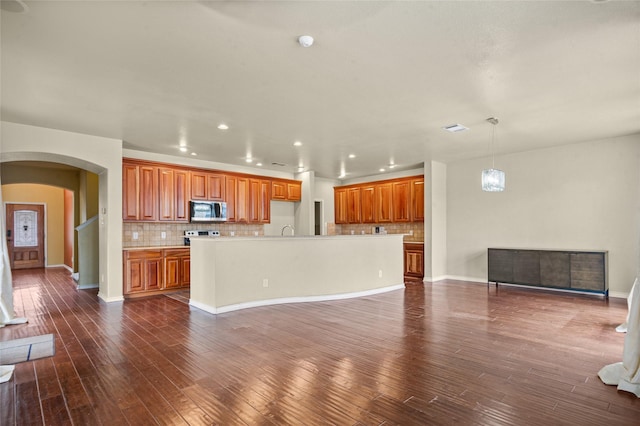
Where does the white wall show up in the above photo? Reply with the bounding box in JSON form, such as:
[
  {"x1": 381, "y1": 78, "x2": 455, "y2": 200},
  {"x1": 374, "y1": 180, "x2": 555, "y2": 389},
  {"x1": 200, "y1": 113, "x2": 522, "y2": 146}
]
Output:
[
  {"x1": 446, "y1": 134, "x2": 640, "y2": 296},
  {"x1": 430, "y1": 161, "x2": 447, "y2": 281},
  {"x1": 264, "y1": 201, "x2": 295, "y2": 236},
  {"x1": 1, "y1": 121, "x2": 124, "y2": 301},
  {"x1": 314, "y1": 177, "x2": 338, "y2": 231}
]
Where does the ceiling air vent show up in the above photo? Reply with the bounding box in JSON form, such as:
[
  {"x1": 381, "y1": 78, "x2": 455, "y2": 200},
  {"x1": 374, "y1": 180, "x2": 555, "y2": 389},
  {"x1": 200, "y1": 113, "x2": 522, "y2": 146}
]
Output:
[
  {"x1": 443, "y1": 124, "x2": 468, "y2": 133},
  {"x1": 271, "y1": 162, "x2": 287, "y2": 167}
]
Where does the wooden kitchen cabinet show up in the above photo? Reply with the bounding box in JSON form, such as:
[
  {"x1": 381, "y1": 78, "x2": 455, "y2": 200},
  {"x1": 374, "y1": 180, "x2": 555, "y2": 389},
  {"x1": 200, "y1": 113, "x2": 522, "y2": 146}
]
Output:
[
  {"x1": 191, "y1": 171, "x2": 225, "y2": 201},
  {"x1": 124, "y1": 248, "x2": 190, "y2": 297},
  {"x1": 164, "y1": 248, "x2": 190, "y2": 289},
  {"x1": 404, "y1": 243, "x2": 424, "y2": 284},
  {"x1": 248, "y1": 178, "x2": 271, "y2": 223},
  {"x1": 360, "y1": 185, "x2": 375, "y2": 223},
  {"x1": 158, "y1": 168, "x2": 190, "y2": 222},
  {"x1": 334, "y1": 175, "x2": 424, "y2": 225},
  {"x1": 347, "y1": 187, "x2": 362, "y2": 223},
  {"x1": 271, "y1": 179, "x2": 302, "y2": 202},
  {"x1": 392, "y1": 180, "x2": 411, "y2": 222},
  {"x1": 411, "y1": 178, "x2": 424, "y2": 222},
  {"x1": 235, "y1": 177, "x2": 250, "y2": 223},
  {"x1": 122, "y1": 162, "x2": 158, "y2": 221},
  {"x1": 334, "y1": 188, "x2": 348, "y2": 224},
  {"x1": 376, "y1": 182, "x2": 393, "y2": 223},
  {"x1": 124, "y1": 249, "x2": 163, "y2": 294}
]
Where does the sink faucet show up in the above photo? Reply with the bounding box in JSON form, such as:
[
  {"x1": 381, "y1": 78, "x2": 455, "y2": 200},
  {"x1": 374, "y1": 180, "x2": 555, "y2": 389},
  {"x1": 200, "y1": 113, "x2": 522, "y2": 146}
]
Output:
[{"x1": 281, "y1": 224, "x2": 295, "y2": 236}]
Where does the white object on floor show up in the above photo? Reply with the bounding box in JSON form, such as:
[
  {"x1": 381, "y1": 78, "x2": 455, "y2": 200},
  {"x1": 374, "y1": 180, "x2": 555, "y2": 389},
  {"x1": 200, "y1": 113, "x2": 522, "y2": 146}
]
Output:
[
  {"x1": 615, "y1": 277, "x2": 637, "y2": 333},
  {"x1": 0, "y1": 365, "x2": 15, "y2": 383},
  {"x1": 599, "y1": 277, "x2": 640, "y2": 397},
  {"x1": 0, "y1": 334, "x2": 55, "y2": 364}
]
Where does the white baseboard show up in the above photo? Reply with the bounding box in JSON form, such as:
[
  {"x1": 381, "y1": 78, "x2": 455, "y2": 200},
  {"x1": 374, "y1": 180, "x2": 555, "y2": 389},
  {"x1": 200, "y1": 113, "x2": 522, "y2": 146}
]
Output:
[
  {"x1": 97, "y1": 292, "x2": 124, "y2": 303},
  {"x1": 46, "y1": 264, "x2": 73, "y2": 273},
  {"x1": 190, "y1": 283, "x2": 406, "y2": 315}
]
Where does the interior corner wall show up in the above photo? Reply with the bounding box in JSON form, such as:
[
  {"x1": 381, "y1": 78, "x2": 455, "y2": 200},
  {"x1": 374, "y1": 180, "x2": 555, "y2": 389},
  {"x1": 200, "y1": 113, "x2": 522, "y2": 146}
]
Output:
[
  {"x1": 430, "y1": 161, "x2": 447, "y2": 281},
  {"x1": 315, "y1": 177, "x2": 338, "y2": 228},
  {"x1": 446, "y1": 134, "x2": 640, "y2": 296}
]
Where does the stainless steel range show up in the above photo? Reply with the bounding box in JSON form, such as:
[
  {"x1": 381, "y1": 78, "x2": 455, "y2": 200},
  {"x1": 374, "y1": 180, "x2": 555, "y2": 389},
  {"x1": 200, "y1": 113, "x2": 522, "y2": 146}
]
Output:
[{"x1": 184, "y1": 230, "x2": 220, "y2": 246}]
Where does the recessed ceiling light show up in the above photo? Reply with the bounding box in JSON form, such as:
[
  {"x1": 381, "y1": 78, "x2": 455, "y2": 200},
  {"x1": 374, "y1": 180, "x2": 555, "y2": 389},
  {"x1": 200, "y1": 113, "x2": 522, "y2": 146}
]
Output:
[
  {"x1": 388, "y1": 164, "x2": 397, "y2": 169},
  {"x1": 443, "y1": 124, "x2": 468, "y2": 133},
  {"x1": 217, "y1": 124, "x2": 229, "y2": 130},
  {"x1": 245, "y1": 157, "x2": 253, "y2": 163},
  {"x1": 298, "y1": 35, "x2": 314, "y2": 48},
  {"x1": 191, "y1": 152, "x2": 197, "y2": 156},
  {"x1": 379, "y1": 168, "x2": 386, "y2": 172},
  {"x1": 293, "y1": 141, "x2": 302, "y2": 147},
  {"x1": 339, "y1": 173, "x2": 346, "y2": 179},
  {"x1": 256, "y1": 162, "x2": 263, "y2": 167},
  {"x1": 348, "y1": 154, "x2": 356, "y2": 159},
  {"x1": 179, "y1": 146, "x2": 188, "y2": 152}
]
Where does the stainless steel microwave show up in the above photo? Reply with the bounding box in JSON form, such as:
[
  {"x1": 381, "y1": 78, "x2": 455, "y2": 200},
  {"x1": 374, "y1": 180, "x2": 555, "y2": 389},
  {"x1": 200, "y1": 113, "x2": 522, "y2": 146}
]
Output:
[{"x1": 189, "y1": 201, "x2": 227, "y2": 222}]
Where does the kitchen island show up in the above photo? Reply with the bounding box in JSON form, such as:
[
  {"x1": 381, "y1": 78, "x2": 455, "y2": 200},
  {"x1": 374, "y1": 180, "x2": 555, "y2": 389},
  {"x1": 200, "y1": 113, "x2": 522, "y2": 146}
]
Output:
[{"x1": 189, "y1": 234, "x2": 404, "y2": 314}]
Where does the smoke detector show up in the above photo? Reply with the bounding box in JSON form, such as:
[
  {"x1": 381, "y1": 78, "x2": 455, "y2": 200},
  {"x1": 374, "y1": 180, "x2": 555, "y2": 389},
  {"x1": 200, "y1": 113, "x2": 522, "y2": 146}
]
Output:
[{"x1": 298, "y1": 35, "x2": 314, "y2": 48}]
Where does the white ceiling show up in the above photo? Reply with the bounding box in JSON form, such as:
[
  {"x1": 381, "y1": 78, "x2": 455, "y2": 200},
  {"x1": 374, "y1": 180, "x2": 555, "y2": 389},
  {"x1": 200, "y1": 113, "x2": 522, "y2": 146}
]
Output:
[{"x1": 2, "y1": 1, "x2": 639, "y2": 179}]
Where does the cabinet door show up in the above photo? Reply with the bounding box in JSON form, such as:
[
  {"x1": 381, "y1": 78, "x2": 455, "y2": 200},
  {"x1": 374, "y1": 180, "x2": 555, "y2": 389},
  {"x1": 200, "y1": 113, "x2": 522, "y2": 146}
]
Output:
[
  {"x1": 376, "y1": 182, "x2": 393, "y2": 223},
  {"x1": 513, "y1": 250, "x2": 540, "y2": 285},
  {"x1": 404, "y1": 244, "x2": 424, "y2": 279},
  {"x1": 164, "y1": 256, "x2": 181, "y2": 289},
  {"x1": 190, "y1": 171, "x2": 208, "y2": 200},
  {"x1": 124, "y1": 250, "x2": 163, "y2": 294},
  {"x1": 347, "y1": 187, "x2": 361, "y2": 223},
  {"x1": 272, "y1": 181, "x2": 287, "y2": 200},
  {"x1": 225, "y1": 176, "x2": 237, "y2": 222},
  {"x1": 259, "y1": 179, "x2": 271, "y2": 222},
  {"x1": 392, "y1": 181, "x2": 410, "y2": 222},
  {"x1": 236, "y1": 177, "x2": 250, "y2": 223},
  {"x1": 360, "y1": 186, "x2": 375, "y2": 223},
  {"x1": 122, "y1": 163, "x2": 140, "y2": 221},
  {"x1": 334, "y1": 188, "x2": 348, "y2": 224},
  {"x1": 570, "y1": 253, "x2": 605, "y2": 291},
  {"x1": 139, "y1": 166, "x2": 158, "y2": 221},
  {"x1": 174, "y1": 169, "x2": 190, "y2": 222},
  {"x1": 158, "y1": 168, "x2": 175, "y2": 221},
  {"x1": 207, "y1": 174, "x2": 225, "y2": 200},
  {"x1": 411, "y1": 178, "x2": 425, "y2": 222},
  {"x1": 488, "y1": 249, "x2": 514, "y2": 283},
  {"x1": 181, "y1": 256, "x2": 190, "y2": 286},
  {"x1": 287, "y1": 182, "x2": 301, "y2": 201},
  {"x1": 540, "y1": 251, "x2": 570, "y2": 288}
]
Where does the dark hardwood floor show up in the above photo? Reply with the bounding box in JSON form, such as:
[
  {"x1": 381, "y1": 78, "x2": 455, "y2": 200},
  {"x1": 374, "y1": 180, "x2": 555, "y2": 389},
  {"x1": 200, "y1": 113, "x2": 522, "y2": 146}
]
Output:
[{"x1": 1, "y1": 268, "x2": 638, "y2": 425}]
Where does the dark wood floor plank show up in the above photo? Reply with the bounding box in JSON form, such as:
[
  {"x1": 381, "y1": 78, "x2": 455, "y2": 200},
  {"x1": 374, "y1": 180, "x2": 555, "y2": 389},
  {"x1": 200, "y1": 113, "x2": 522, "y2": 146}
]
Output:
[{"x1": 1, "y1": 269, "x2": 639, "y2": 425}]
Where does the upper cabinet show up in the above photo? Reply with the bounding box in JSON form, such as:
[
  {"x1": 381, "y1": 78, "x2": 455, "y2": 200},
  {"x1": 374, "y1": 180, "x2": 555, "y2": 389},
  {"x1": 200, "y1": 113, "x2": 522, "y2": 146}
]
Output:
[
  {"x1": 190, "y1": 171, "x2": 225, "y2": 201},
  {"x1": 271, "y1": 179, "x2": 302, "y2": 202},
  {"x1": 334, "y1": 175, "x2": 424, "y2": 224},
  {"x1": 159, "y1": 167, "x2": 190, "y2": 222},
  {"x1": 122, "y1": 163, "x2": 158, "y2": 221},
  {"x1": 122, "y1": 159, "x2": 300, "y2": 223}
]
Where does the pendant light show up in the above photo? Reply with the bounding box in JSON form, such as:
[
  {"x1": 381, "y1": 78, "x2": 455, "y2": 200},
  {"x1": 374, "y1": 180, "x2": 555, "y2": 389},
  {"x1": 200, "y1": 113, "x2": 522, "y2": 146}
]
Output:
[{"x1": 481, "y1": 117, "x2": 505, "y2": 192}]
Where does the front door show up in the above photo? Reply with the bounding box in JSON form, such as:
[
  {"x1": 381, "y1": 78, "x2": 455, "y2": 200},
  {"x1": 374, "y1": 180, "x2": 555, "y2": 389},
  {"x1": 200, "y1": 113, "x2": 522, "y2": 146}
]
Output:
[{"x1": 5, "y1": 203, "x2": 45, "y2": 269}]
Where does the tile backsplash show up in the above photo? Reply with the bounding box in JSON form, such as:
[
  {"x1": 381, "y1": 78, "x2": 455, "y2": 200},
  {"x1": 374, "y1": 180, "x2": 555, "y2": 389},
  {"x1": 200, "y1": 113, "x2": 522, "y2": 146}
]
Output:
[
  {"x1": 333, "y1": 222, "x2": 424, "y2": 242},
  {"x1": 123, "y1": 222, "x2": 264, "y2": 247}
]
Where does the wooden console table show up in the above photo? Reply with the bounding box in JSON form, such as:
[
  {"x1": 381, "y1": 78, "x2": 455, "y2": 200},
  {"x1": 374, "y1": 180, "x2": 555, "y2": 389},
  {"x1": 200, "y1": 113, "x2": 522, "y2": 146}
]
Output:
[{"x1": 488, "y1": 248, "x2": 608, "y2": 297}]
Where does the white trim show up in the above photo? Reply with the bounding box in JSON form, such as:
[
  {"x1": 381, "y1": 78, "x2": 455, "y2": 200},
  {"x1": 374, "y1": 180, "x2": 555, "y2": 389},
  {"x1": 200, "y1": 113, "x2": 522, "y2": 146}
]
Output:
[
  {"x1": 189, "y1": 283, "x2": 406, "y2": 315},
  {"x1": 97, "y1": 292, "x2": 124, "y2": 303},
  {"x1": 432, "y1": 275, "x2": 487, "y2": 283}
]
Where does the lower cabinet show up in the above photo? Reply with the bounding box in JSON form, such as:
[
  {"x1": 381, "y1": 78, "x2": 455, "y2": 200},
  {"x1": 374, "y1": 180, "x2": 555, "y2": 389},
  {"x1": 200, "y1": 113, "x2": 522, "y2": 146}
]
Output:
[
  {"x1": 124, "y1": 248, "x2": 190, "y2": 296},
  {"x1": 404, "y1": 243, "x2": 424, "y2": 284},
  {"x1": 488, "y1": 248, "x2": 608, "y2": 296}
]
